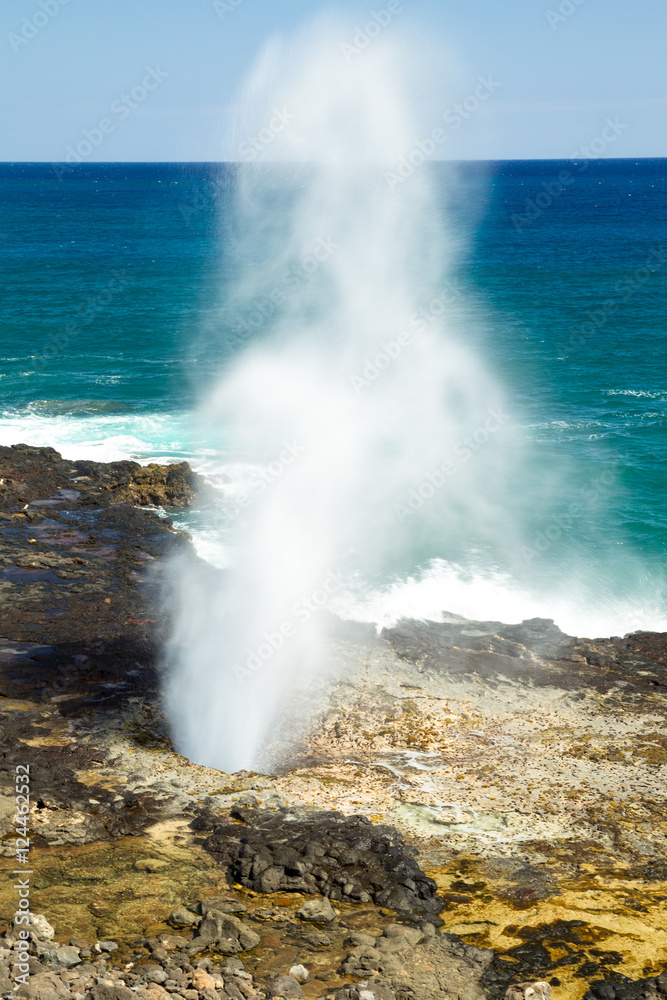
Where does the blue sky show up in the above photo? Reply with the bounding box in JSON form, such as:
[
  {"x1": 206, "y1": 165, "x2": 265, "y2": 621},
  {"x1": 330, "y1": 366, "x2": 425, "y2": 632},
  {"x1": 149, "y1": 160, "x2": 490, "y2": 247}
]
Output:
[{"x1": 2, "y1": 0, "x2": 665, "y2": 161}]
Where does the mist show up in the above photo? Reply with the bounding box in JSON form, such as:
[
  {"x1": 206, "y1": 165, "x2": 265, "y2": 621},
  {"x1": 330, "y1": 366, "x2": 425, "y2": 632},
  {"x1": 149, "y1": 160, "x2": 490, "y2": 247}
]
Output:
[{"x1": 162, "y1": 19, "x2": 526, "y2": 772}]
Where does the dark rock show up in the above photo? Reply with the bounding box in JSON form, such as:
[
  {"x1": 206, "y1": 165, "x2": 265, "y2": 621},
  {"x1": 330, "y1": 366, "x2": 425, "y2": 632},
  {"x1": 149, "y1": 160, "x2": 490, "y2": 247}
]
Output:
[
  {"x1": 169, "y1": 907, "x2": 202, "y2": 927},
  {"x1": 100, "y1": 461, "x2": 205, "y2": 508},
  {"x1": 189, "y1": 910, "x2": 260, "y2": 955},
  {"x1": 382, "y1": 617, "x2": 667, "y2": 698},
  {"x1": 141, "y1": 965, "x2": 169, "y2": 984},
  {"x1": 297, "y1": 929, "x2": 332, "y2": 948},
  {"x1": 222, "y1": 958, "x2": 245, "y2": 972},
  {"x1": 202, "y1": 808, "x2": 443, "y2": 923},
  {"x1": 265, "y1": 974, "x2": 303, "y2": 998},
  {"x1": 89, "y1": 986, "x2": 135, "y2": 1000},
  {"x1": 583, "y1": 971, "x2": 667, "y2": 1000},
  {"x1": 0, "y1": 445, "x2": 199, "y2": 850}
]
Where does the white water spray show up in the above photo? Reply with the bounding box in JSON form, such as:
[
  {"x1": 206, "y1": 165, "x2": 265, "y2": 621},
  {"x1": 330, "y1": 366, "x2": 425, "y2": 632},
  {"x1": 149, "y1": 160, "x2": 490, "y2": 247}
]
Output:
[{"x1": 164, "y1": 22, "x2": 528, "y2": 772}]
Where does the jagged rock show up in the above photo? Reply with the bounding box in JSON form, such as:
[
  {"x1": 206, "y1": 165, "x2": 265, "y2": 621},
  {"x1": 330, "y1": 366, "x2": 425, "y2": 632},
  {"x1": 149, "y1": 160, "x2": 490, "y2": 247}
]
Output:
[
  {"x1": 202, "y1": 808, "x2": 442, "y2": 923},
  {"x1": 339, "y1": 929, "x2": 493, "y2": 997},
  {"x1": 96, "y1": 940, "x2": 118, "y2": 953},
  {"x1": 265, "y1": 975, "x2": 303, "y2": 998},
  {"x1": 584, "y1": 971, "x2": 667, "y2": 1000},
  {"x1": 341, "y1": 944, "x2": 399, "y2": 978},
  {"x1": 344, "y1": 933, "x2": 377, "y2": 949},
  {"x1": 189, "y1": 910, "x2": 260, "y2": 955},
  {"x1": 296, "y1": 929, "x2": 332, "y2": 948},
  {"x1": 222, "y1": 958, "x2": 246, "y2": 972},
  {"x1": 375, "y1": 924, "x2": 424, "y2": 951}
]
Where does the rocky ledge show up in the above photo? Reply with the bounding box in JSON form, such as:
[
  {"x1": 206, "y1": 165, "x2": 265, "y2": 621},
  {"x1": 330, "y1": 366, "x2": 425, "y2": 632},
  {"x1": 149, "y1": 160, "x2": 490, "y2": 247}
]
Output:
[{"x1": 1, "y1": 445, "x2": 666, "y2": 999}]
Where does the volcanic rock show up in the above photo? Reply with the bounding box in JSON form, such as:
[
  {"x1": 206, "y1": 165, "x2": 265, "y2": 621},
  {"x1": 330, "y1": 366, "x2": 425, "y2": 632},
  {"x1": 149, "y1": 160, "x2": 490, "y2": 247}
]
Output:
[
  {"x1": 266, "y1": 974, "x2": 303, "y2": 998},
  {"x1": 201, "y1": 807, "x2": 442, "y2": 922}
]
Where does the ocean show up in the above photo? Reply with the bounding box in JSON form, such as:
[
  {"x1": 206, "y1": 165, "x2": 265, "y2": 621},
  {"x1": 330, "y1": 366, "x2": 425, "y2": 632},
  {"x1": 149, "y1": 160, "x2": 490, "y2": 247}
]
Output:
[{"x1": 1, "y1": 159, "x2": 666, "y2": 638}]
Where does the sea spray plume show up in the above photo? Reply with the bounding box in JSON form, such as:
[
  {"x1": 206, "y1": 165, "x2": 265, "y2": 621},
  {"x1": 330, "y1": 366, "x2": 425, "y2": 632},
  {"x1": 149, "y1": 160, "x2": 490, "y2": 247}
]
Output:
[{"x1": 164, "y1": 22, "x2": 519, "y2": 772}]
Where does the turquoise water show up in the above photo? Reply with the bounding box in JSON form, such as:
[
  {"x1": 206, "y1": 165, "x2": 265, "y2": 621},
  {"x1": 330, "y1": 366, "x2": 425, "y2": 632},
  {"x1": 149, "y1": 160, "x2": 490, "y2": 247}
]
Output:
[{"x1": 1, "y1": 160, "x2": 666, "y2": 636}]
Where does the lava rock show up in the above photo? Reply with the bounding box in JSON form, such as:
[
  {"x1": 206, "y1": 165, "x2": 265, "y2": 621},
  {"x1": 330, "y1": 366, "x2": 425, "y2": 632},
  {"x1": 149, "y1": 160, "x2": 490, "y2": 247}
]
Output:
[
  {"x1": 188, "y1": 909, "x2": 260, "y2": 955},
  {"x1": 169, "y1": 907, "x2": 202, "y2": 927},
  {"x1": 202, "y1": 807, "x2": 443, "y2": 923},
  {"x1": 266, "y1": 974, "x2": 303, "y2": 998},
  {"x1": 101, "y1": 460, "x2": 205, "y2": 508},
  {"x1": 584, "y1": 971, "x2": 667, "y2": 1000}
]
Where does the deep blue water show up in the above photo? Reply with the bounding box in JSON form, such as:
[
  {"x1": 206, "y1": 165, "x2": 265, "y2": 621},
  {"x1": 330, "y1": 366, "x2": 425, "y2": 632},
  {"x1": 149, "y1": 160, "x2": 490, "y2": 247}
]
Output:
[{"x1": 1, "y1": 160, "x2": 666, "y2": 635}]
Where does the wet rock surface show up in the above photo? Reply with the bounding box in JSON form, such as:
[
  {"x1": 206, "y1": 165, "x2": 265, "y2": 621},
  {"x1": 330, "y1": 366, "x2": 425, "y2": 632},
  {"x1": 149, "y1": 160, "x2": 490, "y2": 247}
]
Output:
[
  {"x1": 0, "y1": 445, "x2": 197, "y2": 851},
  {"x1": 0, "y1": 444, "x2": 197, "y2": 709},
  {"x1": 0, "y1": 896, "x2": 497, "y2": 1000}
]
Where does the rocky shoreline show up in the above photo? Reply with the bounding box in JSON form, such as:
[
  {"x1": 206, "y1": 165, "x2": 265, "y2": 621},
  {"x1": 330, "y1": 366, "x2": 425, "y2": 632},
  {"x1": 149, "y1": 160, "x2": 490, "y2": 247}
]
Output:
[{"x1": 1, "y1": 444, "x2": 666, "y2": 999}]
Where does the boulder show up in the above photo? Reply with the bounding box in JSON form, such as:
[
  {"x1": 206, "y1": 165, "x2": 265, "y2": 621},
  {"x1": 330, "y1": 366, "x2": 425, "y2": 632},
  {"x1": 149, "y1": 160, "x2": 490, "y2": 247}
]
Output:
[
  {"x1": 89, "y1": 987, "x2": 135, "y2": 1000},
  {"x1": 266, "y1": 975, "x2": 303, "y2": 998},
  {"x1": 296, "y1": 897, "x2": 336, "y2": 923},
  {"x1": 168, "y1": 907, "x2": 202, "y2": 927},
  {"x1": 189, "y1": 909, "x2": 260, "y2": 954}
]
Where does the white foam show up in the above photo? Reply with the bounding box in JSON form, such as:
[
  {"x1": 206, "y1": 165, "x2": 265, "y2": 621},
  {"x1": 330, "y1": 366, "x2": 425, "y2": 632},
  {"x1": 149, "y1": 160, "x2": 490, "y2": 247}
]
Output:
[
  {"x1": 331, "y1": 558, "x2": 667, "y2": 639},
  {"x1": 0, "y1": 411, "x2": 193, "y2": 465},
  {"x1": 605, "y1": 389, "x2": 667, "y2": 399}
]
